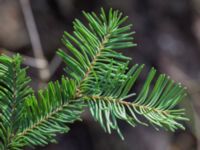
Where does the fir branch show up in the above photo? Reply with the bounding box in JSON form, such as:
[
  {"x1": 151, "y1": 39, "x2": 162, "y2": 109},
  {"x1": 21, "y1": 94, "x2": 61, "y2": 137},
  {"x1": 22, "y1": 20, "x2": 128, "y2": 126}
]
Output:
[
  {"x1": 80, "y1": 67, "x2": 188, "y2": 139},
  {"x1": 0, "y1": 55, "x2": 33, "y2": 149},
  {"x1": 57, "y1": 8, "x2": 188, "y2": 139},
  {"x1": 58, "y1": 9, "x2": 186, "y2": 138},
  {"x1": 8, "y1": 78, "x2": 84, "y2": 149},
  {"x1": 0, "y1": 8, "x2": 188, "y2": 150},
  {"x1": 57, "y1": 8, "x2": 135, "y2": 96}
]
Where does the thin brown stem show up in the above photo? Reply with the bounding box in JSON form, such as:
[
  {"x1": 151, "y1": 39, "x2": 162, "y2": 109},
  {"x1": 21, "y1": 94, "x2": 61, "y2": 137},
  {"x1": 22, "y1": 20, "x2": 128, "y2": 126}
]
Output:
[
  {"x1": 83, "y1": 95, "x2": 170, "y2": 115},
  {"x1": 76, "y1": 34, "x2": 110, "y2": 96}
]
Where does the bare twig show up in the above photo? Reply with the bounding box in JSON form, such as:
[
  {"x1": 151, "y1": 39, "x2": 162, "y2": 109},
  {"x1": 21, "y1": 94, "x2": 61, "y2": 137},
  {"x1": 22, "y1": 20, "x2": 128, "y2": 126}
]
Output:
[
  {"x1": 19, "y1": 0, "x2": 50, "y2": 80},
  {"x1": 1, "y1": 49, "x2": 47, "y2": 69}
]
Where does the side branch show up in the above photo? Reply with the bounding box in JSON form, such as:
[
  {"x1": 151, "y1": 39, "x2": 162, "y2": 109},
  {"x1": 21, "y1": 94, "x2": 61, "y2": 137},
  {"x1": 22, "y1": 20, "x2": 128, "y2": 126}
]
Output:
[
  {"x1": 83, "y1": 95, "x2": 178, "y2": 115},
  {"x1": 76, "y1": 34, "x2": 110, "y2": 95}
]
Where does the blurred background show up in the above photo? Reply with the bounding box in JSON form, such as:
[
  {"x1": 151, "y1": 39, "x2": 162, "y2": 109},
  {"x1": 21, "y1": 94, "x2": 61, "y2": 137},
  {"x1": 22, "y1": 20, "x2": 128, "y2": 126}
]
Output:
[{"x1": 0, "y1": 0, "x2": 199, "y2": 149}]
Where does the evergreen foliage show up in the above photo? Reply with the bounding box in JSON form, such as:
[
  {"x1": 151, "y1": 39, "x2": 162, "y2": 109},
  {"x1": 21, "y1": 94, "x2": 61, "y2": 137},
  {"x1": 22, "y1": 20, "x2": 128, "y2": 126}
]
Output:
[{"x1": 0, "y1": 8, "x2": 188, "y2": 150}]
